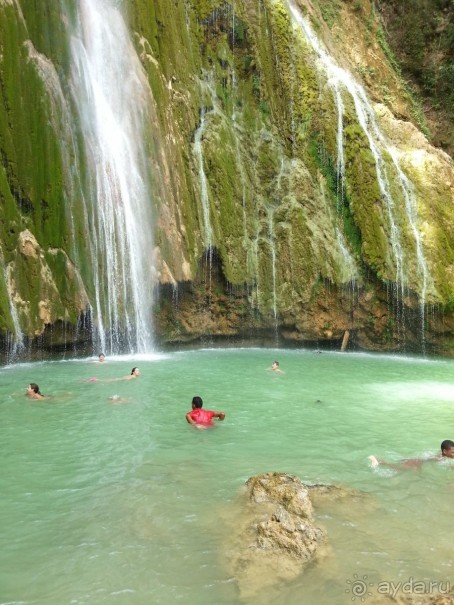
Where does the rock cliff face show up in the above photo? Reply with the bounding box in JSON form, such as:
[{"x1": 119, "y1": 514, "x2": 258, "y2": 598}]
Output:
[{"x1": 0, "y1": 0, "x2": 453, "y2": 358}]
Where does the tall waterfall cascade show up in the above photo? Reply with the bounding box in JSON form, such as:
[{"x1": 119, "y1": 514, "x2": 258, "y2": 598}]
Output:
[
  {"x1": 286, "y1": 0, "x2": 433, "y2": 306},
  {"x1": 67, "y1": 0, "x2": 157, "y2": 354},
  {"x1": 0, "y1": 245, "x2": 24, "y2": 359},
  {"x1": 194, "y1": 105, "x2": 214, "y2": 251},
  {"x1": 0, "y1": 0, "x2": 452, "y2": 358}
]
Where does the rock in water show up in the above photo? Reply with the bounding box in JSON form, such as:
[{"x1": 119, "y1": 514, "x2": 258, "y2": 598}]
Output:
[{"x1": 227, "y1": 472, "x2": 326, "y2": 599}]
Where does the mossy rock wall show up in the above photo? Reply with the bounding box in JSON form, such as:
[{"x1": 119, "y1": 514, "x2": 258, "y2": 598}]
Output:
[{"x1": 0, "y1": 0, "x2": 453, "y2": 356}]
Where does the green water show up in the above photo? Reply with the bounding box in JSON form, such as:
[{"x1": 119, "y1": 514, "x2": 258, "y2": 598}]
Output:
[{"x1": 1, "y1": 348, "x2": 453, "y2": 604}]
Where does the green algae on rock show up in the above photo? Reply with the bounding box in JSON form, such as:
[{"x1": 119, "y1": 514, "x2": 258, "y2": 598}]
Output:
[{"x1": 0, "y1": 0, "x2": 453, "y2": 357}]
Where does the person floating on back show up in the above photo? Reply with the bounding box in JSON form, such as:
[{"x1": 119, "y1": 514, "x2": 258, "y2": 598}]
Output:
[
  {"x1": 26, "y1": 383, "x2": 46, "y2": 400},
  {"x1": 186, "y1": 396, "x2": 225, "y2": 430},
  {"x1": 85, "y1": 367, "x2": 140, "y2": 383},
  {"x1": 369, "y1": 440, "x2": 454, "y2": 470}
]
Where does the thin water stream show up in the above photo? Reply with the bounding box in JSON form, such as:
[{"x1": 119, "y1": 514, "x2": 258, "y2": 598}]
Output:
[
  {"x1": 194, "y1": 104, "x2": 214, "y2": 250},
  {"x1": 286, "y1": 0, "x2": 431, "y2": 304},
  {"x1": 1, "y1": 348, "x2": 452, "y2": 604}
]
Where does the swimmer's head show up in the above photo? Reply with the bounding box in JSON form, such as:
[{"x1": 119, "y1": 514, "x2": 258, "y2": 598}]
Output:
[
  {"x1": 98, "y1": 353, "x2": 105, "y2": 362},
  {"x1": 272, "y1": 361, "x2": 279, "y2": 369},
  {"x1": 192, "y1": 396, "x2": 203, "y2": 409},
  {"x1": 28, "y1": 383, "x2": 41, "y2": 394},
  {"x1": 441, "y1": 440, "x2": 454, "y2": 458},
  {"x1": 131, "y1": 367, "x2": 140, "y2": 376}
]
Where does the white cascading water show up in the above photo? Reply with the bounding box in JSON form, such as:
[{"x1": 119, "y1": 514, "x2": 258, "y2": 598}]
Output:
[
  {"x1": 319, "y1": 181, "x2": 358, "y2": 283},
  {"x1": 287, "y1": 0, "x2": 431, "y2": 304},
  {"x1": 0, "y1": 245, "x2": 24, "y2": 359},
  {"x1": 5, "y1": 273, "x2": 24, "y2": 357},
  {"x1": 67, "y1": 0, "x2": 156, "y2": 353},
  {"x1": 332, "y1": 80, "x2": 346, "y2": 206},
  {"x1": 193, "y1": 106, "x2": 214, "y2": 250},
  {"x1": 267, "y1": 208, "x2": 279, "y2": 323}
]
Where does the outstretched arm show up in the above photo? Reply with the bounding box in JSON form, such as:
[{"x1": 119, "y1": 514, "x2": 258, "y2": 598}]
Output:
[{"x1": 213, "y1": 412, "x2": 225, "y2": 421}]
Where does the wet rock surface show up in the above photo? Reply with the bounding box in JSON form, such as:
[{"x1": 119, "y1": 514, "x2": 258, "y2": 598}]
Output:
[{"x1": 226, "y1": 472, "x2": 326, "y2": 598}]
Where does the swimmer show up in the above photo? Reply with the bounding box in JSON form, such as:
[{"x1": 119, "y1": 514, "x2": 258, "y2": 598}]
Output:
[
  {"x1": 97, "y1": 353, "x2": 106, "y2": 363},
  {"x1": 125, "y1": 367, "x2": 140, "y2": 380},
  {"x1": 269, "y1": 360, "x2": 284, "y2": 374},
  {"x1": 186, "y1": 396, "x2": 225, "y2": 430},
  {"x1": 108, "y1": 395, "x2": 129, "y2": 404},
  {"x1": 26, "y1": 383, "x2": 46, "y2": 400},
  {"x1": 108, "y1": 367, "x2": 141, "y2": 381},
  {"x1": 84, "y1": 367, "x2": 140, "y2": 383},
  {"x1": 369, "y1": 440, "x2": 454, "y2": 470}
]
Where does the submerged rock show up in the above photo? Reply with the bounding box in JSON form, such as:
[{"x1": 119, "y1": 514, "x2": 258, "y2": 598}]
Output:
[
  {"x1": 226, "y1": 472, "x2": 326, "y2": 599},
  {"x1": 427, "y1": 590, "x2": 454, "y2": 605},
  {"x1": 306, "y1": 482, "x2": 374, "y2": 508},
  {"x1": 226, "y1": 472, "x2": 451, "y2": 602}
]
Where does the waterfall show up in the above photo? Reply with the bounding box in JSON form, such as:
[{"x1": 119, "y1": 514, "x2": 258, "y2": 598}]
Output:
[
  {"x1": 193, "y1": 106, "x2": 214, "y2": 250},
  {"x1": 0, "y1": 245, "x2": 24, "y2": 359},
  {"x1": 267, "y1": 209, "x2": 278, "y2": 325},
  {"x1": 67, "y1": 0, "x2": 156, "y2": 354},
  {"x1": 319, "y1": 181, "x2": 358, "y2": 284},
  {"x1": 287, "y1": 0, "x2": 431, "y2": 307},
  {"x1": 332, "y1": 81, "x2": 346, "y2": 206},
  {"x1": 5, "y1": 272, "x2": 24, "y2": 358}
]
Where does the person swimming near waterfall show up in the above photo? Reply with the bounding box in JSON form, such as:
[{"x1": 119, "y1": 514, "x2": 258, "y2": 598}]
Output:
[
  {"x1": 186, "y1": 396, "x2": 225, "y2": 430},
  {"x1": 96, "y1": 353, "x2": 106, "y2": 363},
  {"x1": 369, "y1": 440, "x2": 454, "y2": 470},
  {"x1": 26, "y1": 383, "x2": 46, "y2": 400},
  {"x1": 85, "y1": 367, "x2": 140, "y2": 383},
  {"x1": 125, "y1": 367, "x2": 140, "y2": 380},
  {"x1": 269, "y1": 360, "x2": 284, "y2": 374}
]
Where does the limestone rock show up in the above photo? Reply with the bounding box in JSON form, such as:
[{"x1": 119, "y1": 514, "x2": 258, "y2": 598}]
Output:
[
  {"x1": 227, "y1": 472, "x2": 326, "y2": 599},
  {"x1": 306, "y1": 482, "x2": 370, "y2": 504}
]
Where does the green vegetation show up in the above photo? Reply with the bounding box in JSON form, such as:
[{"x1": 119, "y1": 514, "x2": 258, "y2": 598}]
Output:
[
  {"x1": 313, "y1": 0, "x2": 342, "y2": 28},
  {"x1": 0, "y1": 0, "x2": 452, "y2": 354},
  {"x1": 375, "y1": 0, "x2": 454, "y2": 151}
]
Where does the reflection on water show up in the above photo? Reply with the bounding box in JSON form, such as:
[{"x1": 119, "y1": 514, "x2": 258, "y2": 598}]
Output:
[{"x1": 0, "y1": 349, "x2": 453, "y2": 604}]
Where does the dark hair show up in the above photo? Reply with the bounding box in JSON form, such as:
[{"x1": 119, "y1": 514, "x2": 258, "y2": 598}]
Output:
[
  {"x1": 273, "y1": 360, "x2": 279, "y2": 366},
  {"x1": 99, "y1": 353, "x2": 105, "y2": 358},
  {"x1": 30, "y1": 383, "x2": 41, "y2": 394},
  {"x1": 131, "y1": 367, "x2": 138, "y2": 375},
  {"x1": 192, "y1": 396, "x2": 203, "y2": 408},
  {"x1": 441, "y1": 440, "x2": 454, "y2": 451}
]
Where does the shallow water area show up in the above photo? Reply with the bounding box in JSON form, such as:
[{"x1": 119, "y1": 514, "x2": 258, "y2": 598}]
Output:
[{"x1": 1, "y1": 348, "x2": 453, "y2": 604}]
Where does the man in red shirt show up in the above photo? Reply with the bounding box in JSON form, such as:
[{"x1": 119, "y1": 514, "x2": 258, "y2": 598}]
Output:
[{"x1": 186, "y1": 396, "x2": 225, "y2": 429}]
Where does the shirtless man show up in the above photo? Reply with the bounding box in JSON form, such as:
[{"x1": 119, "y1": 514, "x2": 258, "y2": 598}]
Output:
[{"x1": 369, "y1": 440, "x2": 454, "y2": 470}]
